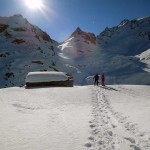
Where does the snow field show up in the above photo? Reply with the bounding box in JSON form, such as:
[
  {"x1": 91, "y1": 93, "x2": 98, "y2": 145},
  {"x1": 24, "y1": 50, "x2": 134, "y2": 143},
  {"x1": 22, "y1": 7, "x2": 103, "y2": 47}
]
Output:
[
  {"x1": 0, "y1": 85, "x2": 150, "y2": 150},
  {"x1": 0, "y1": 86, "x2": 92, "y2": 150}
]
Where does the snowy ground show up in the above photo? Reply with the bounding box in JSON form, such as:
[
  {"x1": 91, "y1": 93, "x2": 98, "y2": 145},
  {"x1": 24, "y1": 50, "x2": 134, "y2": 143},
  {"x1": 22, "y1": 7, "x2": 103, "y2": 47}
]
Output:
[
  {"x1": 0, "y1": 85, "x2": 150, "y2": 150},
  {"x1": 91, "y1": 85, "x2": 150, "y2": 150}
]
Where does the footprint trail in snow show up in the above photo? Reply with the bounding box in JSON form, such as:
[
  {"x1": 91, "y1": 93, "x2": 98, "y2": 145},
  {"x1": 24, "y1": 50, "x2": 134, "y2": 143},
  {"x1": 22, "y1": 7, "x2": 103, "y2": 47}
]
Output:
[{"x1": 86, "y1": 86, "x2": 150, "y2": 150}]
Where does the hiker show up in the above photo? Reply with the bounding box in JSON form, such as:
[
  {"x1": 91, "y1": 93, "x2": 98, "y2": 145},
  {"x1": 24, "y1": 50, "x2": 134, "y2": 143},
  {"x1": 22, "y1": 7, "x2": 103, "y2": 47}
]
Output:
[
  {"x1": 101, "y1": 73, "x2": 105, "y2": 86},
  {"x1": 93, "y1": 73, "x2": 99, "y2": 86}
]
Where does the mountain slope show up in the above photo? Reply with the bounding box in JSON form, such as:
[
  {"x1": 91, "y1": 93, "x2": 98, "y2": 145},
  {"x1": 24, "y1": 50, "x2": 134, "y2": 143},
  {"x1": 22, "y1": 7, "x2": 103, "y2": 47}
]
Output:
[
  {"x1": 96, "y1": 16, "x2": 150, "y2": 84},
  {"x1": 0, "y1": 14, "x2": 60, "y2": 88},
  {"x1": 97, "y1": 17, "x2": 150, "y2": 55}
]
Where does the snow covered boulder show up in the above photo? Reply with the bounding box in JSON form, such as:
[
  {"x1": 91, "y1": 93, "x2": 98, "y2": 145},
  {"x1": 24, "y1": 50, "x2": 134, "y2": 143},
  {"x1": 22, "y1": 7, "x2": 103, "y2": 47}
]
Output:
[{"x1": 25, "y1": 71, "x2": 73, "y2": 87}]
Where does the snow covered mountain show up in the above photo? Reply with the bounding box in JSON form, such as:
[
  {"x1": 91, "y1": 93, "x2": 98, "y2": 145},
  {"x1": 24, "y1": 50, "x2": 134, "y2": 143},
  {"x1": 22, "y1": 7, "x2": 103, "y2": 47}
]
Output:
[
  {"x1": 0, "y1": 14, "x2": 60, "y2": 88},
  {"x1": 57, "y1": 27, "x2": 102, "y2": 85},
  {"x1": 57, "y1": 27, "x2": 103, "y2": 85},
  {"x1": 0, "y1": 14, "x2": 150, "y2": 87},
  {"x1": 98, "y1": 17, "x2": 150, "y2": 55},
  {"x1": 58, "y1": 17, "x2": 150, "y2": 85},
  {"x1": 58, "y1": 27, "x2": 99, "y2": 59},
  {"x1": 96, "y1": 17, "x2": 150, "y2": 84}
]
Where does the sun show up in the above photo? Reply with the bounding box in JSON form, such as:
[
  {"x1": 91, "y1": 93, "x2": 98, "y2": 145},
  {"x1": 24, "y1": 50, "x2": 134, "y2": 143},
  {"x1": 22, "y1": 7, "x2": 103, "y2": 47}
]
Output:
[{"x1": 24, "y1": 0, "x2": 43, "y2": 10}]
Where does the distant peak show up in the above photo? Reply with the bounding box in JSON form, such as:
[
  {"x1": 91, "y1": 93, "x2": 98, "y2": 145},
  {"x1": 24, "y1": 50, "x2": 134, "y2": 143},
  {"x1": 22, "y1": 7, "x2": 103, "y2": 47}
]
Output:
[
  {"x1": 71, "y1": 27, "x2": 84, "y2": 36},
  {"x1": 76, "y1": 27, "x2": 82, "y2": 32},
  {"x1": 136, "y1": 16, "x2": 150, "y2": 21},
  {"x1": 118, "y1": 19, "x2": 130, "y2": 27},
  {"x1": 74, "y1": 27, "x2": 83, "y2": 34},
  {"x1": 69, "y1": 27, "x2": 96, "y2": 44}
]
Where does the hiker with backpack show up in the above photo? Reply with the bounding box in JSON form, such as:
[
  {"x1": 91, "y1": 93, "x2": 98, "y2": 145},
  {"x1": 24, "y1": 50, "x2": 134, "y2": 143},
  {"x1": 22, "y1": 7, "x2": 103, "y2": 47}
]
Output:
[{"x1": 93, "y1": 73, "x2": 99, "y2": 86}]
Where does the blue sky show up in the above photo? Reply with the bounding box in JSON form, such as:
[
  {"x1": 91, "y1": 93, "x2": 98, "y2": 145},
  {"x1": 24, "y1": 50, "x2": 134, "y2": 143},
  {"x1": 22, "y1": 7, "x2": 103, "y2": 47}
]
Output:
[{"x1": 0, "y1": 0, "x2": 150, "y2": 42}]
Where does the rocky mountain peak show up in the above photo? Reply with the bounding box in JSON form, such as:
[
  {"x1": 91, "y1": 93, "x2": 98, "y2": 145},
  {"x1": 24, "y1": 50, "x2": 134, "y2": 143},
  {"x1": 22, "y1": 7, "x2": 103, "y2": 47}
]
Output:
[
  {"x1": 71, "y1": 27, "x2": 96, "y2": 44},
  {"x1": 71, "y1": 27, "x2": 84, "y2": 36}
]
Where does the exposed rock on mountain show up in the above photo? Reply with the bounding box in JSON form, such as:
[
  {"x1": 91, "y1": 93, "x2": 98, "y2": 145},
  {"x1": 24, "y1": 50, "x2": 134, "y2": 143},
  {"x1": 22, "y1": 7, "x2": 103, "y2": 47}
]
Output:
[{"x1": 71, "y1": 27, "x2": 96, "y2": 44}]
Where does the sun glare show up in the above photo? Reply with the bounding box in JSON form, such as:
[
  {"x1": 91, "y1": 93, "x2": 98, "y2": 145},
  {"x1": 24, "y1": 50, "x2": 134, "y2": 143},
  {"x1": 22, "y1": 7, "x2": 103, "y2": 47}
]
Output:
[{"x1": 24, "y1": 0, "x2": 43, "y2": 10}]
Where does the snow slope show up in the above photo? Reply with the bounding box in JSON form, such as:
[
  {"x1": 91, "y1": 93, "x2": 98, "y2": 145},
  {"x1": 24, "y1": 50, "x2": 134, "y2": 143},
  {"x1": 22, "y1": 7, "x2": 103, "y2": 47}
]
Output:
[
  {"x1": 136, "y1": 48, "x2": 150, "y2": 72},
  {"x1": 0, "y1": 85, "x2": 150, "y2": 150},
  {"x1": 0, "y1": 14, "x2": 59, "y2": 88},
  {"x1": 96, "y1": 17, "x2": 150, "y2": 85}
]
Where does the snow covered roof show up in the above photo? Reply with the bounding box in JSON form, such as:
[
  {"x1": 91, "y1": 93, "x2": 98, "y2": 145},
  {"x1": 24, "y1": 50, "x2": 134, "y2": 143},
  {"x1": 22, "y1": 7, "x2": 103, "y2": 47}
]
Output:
[{"x1": 25, "y1": 71, "x2": 68, "y2": 83}]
